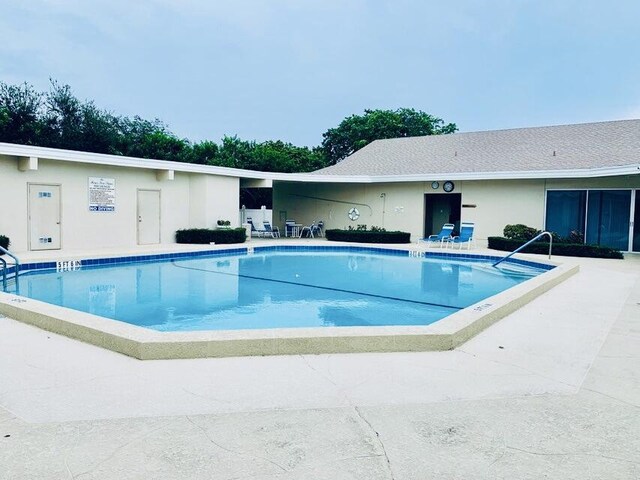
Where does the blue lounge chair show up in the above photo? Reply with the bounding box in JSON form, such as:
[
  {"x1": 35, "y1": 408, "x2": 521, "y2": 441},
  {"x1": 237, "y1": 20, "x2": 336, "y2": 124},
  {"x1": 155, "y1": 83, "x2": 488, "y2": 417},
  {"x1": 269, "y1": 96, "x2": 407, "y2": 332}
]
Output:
[
  {"x1": 247, "y1": 218, "x2": 266, "y2": 238},
  {"x1": 449, "y1": 222, "x2": 475, "y2": 249},
  {"x1": 420, "y1": 223, "x2": 455, "y2": 247},
  {"x1": 263, "y1": 221, "x2": 280, "y2": 238}
]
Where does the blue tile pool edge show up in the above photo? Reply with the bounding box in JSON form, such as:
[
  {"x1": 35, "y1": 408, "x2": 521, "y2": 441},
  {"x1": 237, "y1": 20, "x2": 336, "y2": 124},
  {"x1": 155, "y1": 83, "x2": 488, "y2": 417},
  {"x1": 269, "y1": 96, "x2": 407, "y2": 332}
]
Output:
[{"x1": 7, "y1": 244, "x2": 555, "y2": 278}]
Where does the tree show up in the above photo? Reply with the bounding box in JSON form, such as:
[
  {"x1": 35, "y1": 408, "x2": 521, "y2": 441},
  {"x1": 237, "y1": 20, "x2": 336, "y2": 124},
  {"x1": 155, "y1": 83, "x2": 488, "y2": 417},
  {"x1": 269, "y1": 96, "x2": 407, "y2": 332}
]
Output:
[
  {"x1": 115, "y1": 116, "x2": 191, "y2": 162},
  {"x1": 0, "y1": 82, "x2": 45, "y2": 144},
  {"x1": 0, "y1": 80, "x2": 458, "y2": 173},
  {"x1": 321, "y1": 108, "x2": 457, "y2": 164}
]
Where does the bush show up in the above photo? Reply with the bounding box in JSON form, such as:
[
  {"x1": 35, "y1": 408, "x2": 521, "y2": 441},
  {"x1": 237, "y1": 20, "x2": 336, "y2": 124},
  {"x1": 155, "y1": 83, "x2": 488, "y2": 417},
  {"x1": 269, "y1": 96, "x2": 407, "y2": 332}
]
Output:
[
  {"x1": 325, "y1": 229, "x2": 411, "y2": 244},
  {"x1": 488, "y1": 237, "x2": 623, "y2": 259},
  {"x1": 176, "y1": 228, "x2": 246, "y2": 244},
  {"x1": 0, "y1": 235, "x2": 9, "y2": 250},
  {"x1": 503, "y1": 224, "x2": 540, "y2": 241}
]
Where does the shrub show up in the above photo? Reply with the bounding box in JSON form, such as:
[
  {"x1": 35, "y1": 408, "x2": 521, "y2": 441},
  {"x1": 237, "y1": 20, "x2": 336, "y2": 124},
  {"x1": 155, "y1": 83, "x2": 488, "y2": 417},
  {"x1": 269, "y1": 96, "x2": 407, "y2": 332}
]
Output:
[
  {"x1": 488, "y1": 237, "x2": 623, "y2": 259},
  {"x1": 216, "y1": 220, "x2": 231, "y2": 227},
  {"x1": 176, "y1": 228, "x2": 246, "y2": 244},
  {"x1": 503, "y1": 224, "x2": 540, "y2": 241},
  {"x1": 0, "y1": 235, "x2": 9, "y2": 250},
  {"x1": 325, "y1": 229, "x2": 411, "y2": 244}
]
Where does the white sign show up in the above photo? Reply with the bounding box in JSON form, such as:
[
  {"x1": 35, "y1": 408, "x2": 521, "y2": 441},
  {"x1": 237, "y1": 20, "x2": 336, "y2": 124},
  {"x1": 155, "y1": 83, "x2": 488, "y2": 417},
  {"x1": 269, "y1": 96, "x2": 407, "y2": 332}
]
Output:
[{"x1": 89, "y1": 177, "x2": 115, "y2": 212}]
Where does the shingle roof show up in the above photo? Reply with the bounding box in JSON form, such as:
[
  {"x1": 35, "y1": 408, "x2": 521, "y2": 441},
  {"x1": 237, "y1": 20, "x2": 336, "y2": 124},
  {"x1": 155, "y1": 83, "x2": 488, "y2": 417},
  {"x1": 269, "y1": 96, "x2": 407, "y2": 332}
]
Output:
[{"x1": 313, "y1": 119, "x2": 640, "y2": 176}]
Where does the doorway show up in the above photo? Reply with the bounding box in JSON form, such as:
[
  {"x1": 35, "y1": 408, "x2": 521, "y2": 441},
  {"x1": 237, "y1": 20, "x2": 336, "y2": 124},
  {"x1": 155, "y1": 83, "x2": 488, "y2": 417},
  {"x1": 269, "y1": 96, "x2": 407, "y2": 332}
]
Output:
[
  {"x1": 28, "y1": 183, "x2": 61, "y2": 251},
  {"x1": 137, "y1": 189, "x2": 161, "y2": 245},
  {"x1": 424, "y1": 193, "x2": 462, "y2": 237}
]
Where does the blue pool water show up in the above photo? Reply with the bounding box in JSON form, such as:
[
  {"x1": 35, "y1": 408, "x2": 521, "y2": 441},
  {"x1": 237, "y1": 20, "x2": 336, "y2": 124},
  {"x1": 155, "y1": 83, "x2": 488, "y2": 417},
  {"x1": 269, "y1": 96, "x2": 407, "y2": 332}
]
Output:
[{"x1": 17, "y1": 248, "x2": 549, "y2": 331}]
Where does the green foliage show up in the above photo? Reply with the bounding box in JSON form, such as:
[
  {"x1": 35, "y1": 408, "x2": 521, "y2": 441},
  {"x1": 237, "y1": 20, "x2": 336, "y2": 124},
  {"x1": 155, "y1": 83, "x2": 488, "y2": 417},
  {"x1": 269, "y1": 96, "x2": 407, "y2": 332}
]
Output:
[
  {"x1": 0, "y1": 80, "x2": 457, "y2": 173},
  {"x1": 0, "y1": 235, "x2": 9, "y2": 250},
  {"x1": 321, "y1": 108, "x2": 457, "y2": 164},
  {"x1": 488, "y1": 237, "x2": 623, "y2": 259},
  {"x1": 0, "y1": 82, "x2": 45, "y2": 144},
  {"x1": 503, "y1": 224, "x2": 541, "y2": 241},
  {"x1": 503, "y1": 224, "x2": 589, "y2": 245},
  {"x1": 325, "y1": 229, "x2": 410, "y2": 244},
  {"x1": 175, "y1": 228, "x2": 246, "y2": 244}
]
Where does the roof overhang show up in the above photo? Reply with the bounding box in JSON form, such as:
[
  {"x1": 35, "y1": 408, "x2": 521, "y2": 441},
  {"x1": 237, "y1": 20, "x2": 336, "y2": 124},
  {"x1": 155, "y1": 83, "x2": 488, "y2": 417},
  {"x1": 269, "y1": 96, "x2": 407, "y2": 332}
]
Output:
[
  {"x1": 273, "y1": 163, "x2": 640, "y2": 184},
  {"x1": 2, "y1": 142, "x2": 638, "y2": 184},
  {"x1": 0, "y1": 142, "x2": 277, "y2": 181}
]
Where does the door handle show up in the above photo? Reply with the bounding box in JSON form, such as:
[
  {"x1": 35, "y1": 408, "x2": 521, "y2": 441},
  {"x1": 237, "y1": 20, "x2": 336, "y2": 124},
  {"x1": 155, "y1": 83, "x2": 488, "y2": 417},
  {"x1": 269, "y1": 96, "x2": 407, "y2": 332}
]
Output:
[{"x1": 138, "y1": 216, "x2": 143, "y2": 223}]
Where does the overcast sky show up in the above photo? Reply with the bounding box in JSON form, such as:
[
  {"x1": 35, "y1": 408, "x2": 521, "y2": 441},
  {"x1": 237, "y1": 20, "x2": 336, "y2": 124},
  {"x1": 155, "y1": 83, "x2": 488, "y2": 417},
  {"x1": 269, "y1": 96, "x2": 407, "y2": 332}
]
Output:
[{"x1": 1, "y1": 0, "x2": 639, "y2": 146}]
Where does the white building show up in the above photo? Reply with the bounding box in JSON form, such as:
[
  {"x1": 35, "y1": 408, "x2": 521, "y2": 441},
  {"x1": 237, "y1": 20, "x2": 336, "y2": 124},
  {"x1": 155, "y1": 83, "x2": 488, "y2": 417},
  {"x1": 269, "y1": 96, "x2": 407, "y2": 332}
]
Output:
[{"x1": 1, "y1": 119, "x2": 639, "y2": 254}]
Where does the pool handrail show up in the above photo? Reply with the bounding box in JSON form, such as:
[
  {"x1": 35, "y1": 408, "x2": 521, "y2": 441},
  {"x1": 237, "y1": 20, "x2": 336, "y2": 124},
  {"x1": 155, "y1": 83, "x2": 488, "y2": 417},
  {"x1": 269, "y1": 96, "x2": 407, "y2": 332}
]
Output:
[
  {"x1": 492, "y1": 231, "x2": 553, "y2": 267},
  {"x1": 0, "y1": 245, "x2": 20, "y2": 292}
]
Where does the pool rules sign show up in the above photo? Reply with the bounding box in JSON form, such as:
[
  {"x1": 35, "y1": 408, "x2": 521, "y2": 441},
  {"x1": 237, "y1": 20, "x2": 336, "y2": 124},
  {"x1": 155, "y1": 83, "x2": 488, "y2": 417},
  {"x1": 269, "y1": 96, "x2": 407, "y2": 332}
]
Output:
[{"x1": 88, "y1": 177, "x2": 116, "y2": 212}]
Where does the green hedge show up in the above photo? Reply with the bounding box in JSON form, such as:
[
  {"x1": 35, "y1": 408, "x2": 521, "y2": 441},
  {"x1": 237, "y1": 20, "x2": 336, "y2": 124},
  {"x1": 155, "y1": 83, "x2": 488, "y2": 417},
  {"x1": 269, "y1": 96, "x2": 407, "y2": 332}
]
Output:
[
  {"x1": 176, "y1": 228, "x2": 246, "y2": 244},
  {"x1": 325, "y1": 229, "x2": 411, "y2": 244},
  {"x1": 488, "y1": 237, "x2": 623, "y2": 259},
  {"x1": 0, "y1": 235, "x2": 9, "y2": 250}
]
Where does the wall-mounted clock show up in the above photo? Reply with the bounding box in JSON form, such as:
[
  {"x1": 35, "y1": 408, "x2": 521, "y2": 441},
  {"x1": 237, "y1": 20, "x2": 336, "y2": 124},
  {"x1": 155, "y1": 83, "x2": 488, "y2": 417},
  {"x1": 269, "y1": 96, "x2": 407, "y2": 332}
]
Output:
[
  {"x1": 431, "y1": 181, "x2": 440, "y2": 190},
  {"x1": 443, "y1": 181, "x2": 455, "y2": 193}
]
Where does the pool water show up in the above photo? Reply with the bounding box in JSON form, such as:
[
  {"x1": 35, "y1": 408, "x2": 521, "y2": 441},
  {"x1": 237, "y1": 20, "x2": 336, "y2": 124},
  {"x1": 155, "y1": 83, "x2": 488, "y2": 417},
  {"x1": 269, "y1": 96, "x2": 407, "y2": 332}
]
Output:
[{"x1": 18, "y1": 250, "x2": 548, "y2": 331}]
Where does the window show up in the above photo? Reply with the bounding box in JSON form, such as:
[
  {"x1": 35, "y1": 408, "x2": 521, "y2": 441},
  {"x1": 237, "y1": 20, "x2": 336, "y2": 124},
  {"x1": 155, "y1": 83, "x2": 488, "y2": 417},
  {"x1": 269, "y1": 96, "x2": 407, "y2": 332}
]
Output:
[
  {"x1": 545, "y1": 191, "x2": 586, "y2": 238},
  {"x1": 586, "y1": 190, "x2": 631, "y2": 250},
  {"x1": 546, "y1": 189, "x2": 634, "y2": 251}
]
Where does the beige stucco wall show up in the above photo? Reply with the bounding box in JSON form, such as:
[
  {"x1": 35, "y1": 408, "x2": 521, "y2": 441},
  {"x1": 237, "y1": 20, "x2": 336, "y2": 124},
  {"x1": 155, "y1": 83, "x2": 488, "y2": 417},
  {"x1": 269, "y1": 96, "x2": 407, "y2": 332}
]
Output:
[
  {"x1": 273, "y1": 176, "x2": 639, "y2": 242},
  {"x1": 189, "y1": 175, "x2": 240, "y2": 229},
  {"x1": 0, "y1": 155, "x2": 239, "y2": 253}
]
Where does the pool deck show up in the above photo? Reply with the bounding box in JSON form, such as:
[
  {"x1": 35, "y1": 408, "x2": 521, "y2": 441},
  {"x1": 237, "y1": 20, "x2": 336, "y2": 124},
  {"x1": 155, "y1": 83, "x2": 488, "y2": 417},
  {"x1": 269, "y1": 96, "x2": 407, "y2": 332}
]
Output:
[{"x1": 1, "y1": 240, "x2": 639, "y2": 479}]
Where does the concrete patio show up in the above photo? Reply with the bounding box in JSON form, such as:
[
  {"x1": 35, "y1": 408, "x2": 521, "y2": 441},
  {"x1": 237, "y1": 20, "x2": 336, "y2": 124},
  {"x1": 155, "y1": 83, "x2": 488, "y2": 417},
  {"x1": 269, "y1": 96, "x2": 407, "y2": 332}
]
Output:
[{"x1": 0, "y1": 245, "x2": 638, "y2": 479}]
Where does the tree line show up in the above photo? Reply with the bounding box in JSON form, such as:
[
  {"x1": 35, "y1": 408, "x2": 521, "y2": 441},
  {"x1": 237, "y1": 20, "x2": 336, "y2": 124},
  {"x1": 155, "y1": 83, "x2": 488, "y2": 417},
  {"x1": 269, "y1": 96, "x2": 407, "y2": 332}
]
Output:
[{"x1": 0, "y1": 80, "x2": 457, "y2": 172}]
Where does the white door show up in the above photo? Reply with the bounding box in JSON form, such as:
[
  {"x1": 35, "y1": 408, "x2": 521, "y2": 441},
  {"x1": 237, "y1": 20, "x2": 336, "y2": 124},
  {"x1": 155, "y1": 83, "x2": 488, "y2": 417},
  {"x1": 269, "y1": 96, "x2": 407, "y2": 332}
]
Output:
[
  {"x1": 28, "y1": 184, "x2": 62, "y2": 251},
  {"x1": 137, "y1": 189, "x2": 161, "y2": 245}
]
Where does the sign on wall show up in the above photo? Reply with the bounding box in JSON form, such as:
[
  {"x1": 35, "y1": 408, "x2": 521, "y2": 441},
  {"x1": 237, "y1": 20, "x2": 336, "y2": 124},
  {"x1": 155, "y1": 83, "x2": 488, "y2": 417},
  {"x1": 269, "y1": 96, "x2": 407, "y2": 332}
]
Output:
[{"x1": 88, "y1": 177, "x2": 115, "y2": 212}]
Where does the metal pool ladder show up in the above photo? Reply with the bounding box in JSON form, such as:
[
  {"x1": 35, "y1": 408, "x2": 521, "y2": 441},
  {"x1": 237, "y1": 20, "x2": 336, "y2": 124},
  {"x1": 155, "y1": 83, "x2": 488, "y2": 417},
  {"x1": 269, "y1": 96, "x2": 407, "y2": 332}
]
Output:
[
  {"x1": 493, "y1": 231, "x2": 553, "y2": 267},
  {"x1": 0, "y1": 245, "x2": 20, "y2": 292}
]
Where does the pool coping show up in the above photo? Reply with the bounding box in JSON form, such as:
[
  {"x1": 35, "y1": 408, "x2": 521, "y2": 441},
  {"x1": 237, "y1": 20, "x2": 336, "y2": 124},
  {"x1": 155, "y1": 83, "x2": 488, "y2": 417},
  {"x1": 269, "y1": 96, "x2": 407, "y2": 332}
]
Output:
[{"x1": 0, "y1": 245, "x2": 579, "y2": 359}]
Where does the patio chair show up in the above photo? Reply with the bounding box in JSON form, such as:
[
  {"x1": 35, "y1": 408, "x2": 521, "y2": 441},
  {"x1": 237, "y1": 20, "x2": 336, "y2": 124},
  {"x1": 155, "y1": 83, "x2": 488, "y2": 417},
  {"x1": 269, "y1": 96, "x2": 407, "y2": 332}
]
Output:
[
  {"x1": 419, "y1": 223, "x2": 455, "y2": 247},
  {"x1": 299, "y1": 222, "x2": 316, "y2": 238},
  {"x1": 313, "y1": 221, "x2": 325, "y2": 237},
  {"x1": 449, "y1": 222, "x2": 475, "y2": 249},
  {"x1": 247, "y1": 217, "x2": 266, "y2": 238},
  {"x1": 263, "y1": 221, "x2": 280, "y2": 238}
]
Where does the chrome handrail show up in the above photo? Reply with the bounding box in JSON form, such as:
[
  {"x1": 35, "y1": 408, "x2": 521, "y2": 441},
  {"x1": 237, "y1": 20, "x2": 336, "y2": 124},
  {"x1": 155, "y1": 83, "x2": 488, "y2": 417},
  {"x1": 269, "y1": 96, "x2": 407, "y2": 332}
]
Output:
[
  {"x1": 0, "y1": 245, "x2": 20, "y2": 293},
  {"x1": 493, "y1": 231, "x2": 553, "y2": 267},
  {"x1": 0, "y1": 256, "x2": 6, "y2": 291}
]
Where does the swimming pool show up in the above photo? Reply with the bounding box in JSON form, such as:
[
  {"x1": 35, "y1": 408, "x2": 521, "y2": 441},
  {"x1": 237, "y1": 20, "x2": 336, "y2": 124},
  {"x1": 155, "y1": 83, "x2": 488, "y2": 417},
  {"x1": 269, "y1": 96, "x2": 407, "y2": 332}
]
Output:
[{"x1": 16, "y1": 246, "x2": 551, "y2": 332}]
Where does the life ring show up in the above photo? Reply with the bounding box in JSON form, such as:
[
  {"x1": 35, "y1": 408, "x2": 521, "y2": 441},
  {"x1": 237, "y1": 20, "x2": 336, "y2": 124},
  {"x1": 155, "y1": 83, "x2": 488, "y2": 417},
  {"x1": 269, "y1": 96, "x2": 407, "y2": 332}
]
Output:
[{"x1": 348, "y1": 207, "x2": 360, "y2": 221}]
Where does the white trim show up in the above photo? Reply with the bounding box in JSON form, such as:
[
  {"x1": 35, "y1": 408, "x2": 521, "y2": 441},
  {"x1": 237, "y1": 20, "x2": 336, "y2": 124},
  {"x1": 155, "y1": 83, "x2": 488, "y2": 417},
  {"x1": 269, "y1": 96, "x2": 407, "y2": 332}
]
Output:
[{"x1": 2, "y1": 142, "x2": 639, "y2": 184}]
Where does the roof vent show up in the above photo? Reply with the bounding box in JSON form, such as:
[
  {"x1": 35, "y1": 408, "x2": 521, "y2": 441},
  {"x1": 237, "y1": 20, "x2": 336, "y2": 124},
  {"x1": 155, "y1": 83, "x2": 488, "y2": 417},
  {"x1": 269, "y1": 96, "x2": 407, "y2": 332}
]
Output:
[{"x1": 553, "y1": 150, "x2": 556, "y2": 156}]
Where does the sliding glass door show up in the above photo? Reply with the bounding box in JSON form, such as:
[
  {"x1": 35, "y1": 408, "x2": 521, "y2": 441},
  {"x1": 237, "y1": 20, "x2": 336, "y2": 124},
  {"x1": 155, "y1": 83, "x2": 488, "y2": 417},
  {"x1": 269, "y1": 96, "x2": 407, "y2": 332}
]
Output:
[
  {"x1": 585, "y1": 190, "x2": 631, "y2": 251},
  {"x1": 546, "y1": 189, "x2": 637, "y2": 252},
  {"x1": 545, "y1": 191, "x2": 586, "y2": 238},
  {"x1": 634, "y1": 191, "x2": 640, "y2": 252}
]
